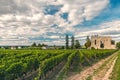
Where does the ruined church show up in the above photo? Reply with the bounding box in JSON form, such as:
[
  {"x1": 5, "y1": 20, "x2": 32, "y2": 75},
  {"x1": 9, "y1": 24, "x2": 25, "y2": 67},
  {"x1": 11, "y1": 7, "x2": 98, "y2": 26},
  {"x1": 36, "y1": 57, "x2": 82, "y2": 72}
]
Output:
[{"x1": 91, "y1": 35, "x2": 116, "y2": 49}]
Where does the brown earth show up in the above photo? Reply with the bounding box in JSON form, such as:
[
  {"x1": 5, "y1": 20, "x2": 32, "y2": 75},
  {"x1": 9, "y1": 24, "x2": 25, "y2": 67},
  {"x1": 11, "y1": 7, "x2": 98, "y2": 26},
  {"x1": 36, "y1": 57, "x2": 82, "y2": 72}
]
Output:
[{"x1": 67, "y1": 52, "x2": 118, "y2": 80}]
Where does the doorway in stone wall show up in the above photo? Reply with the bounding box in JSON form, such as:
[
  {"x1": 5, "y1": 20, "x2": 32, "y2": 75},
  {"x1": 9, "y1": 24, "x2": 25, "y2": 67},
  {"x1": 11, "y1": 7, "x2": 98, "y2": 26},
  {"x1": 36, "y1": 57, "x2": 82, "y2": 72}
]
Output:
[{"x1": 100, "y1": 41, "x2": 104, "y2": 48}]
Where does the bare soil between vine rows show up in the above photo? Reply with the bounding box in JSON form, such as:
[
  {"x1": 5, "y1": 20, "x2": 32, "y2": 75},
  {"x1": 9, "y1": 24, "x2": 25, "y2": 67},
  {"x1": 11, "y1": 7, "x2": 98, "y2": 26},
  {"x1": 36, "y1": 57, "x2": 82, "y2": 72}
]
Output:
[{"x1": 67, "y1": 52, "x2": 118, "y2": 80}]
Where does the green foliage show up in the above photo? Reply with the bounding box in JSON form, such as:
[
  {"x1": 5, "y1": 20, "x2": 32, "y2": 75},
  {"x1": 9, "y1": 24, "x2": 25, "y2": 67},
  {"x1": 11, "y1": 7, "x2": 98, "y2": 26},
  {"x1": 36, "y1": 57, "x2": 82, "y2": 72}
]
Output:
[
  {"x1": 0, "y1": 49, "x2": 116, "y2": 80},
  {"x1": 41, "y1": 43, "x2": 47, "y2": 47},
  {"x1": 31, "y1": 42, "x2": 37, "y2": 47},
  {"x1": 38, "y1": 51, "x2": 71, "y2": 78},
  {"x1": 116, "y1": 42, "x2": 120, "y2": 49},
  {"x1": 91, "y1": 47, "x2": 95, "y2": 50},
  {"x1": 56, "y1": 49, "x2": 116, "y2": 80},
  {"x1": 71, "y1": 36, "x2": 75, "y2": 49},
  {"x1": 66, "y1": 34, "x2": 69, "y2": 49},
  {"x1": 38, "y1": 43, "x2": 42, "y2": 47},
  {"x1": 6, "y1": 62, "x2": 24, "y2": 78},
  {"x1": 85, "y1": 36, "x2": 91, "y2": 49},
  {"x1": 111, "y1": 50, "x2": 120, "y2": 80},
  {"x1": 64, "y1": 51, "x2": 78, "y2": 74},
  {"x1": 75, "y1": 40, "x2": 81, "y2": 49},
  {"x1": 85, "y1": 41, "x2": 91, "y2": 49},
  {"x1": 0, "y1": 49, "x2": 66, "y2": 80},
  {"x1": 61, "y1": 46, "x2": 65, "y2": 49},
  {"x1": 0, "y1": 65, "x2": 5, "y2": 80}
]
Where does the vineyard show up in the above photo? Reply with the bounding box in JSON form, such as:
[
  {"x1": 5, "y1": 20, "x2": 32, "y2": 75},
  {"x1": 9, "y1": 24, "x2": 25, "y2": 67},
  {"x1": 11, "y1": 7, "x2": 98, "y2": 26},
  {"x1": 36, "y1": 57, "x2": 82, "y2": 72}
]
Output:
[
  {"x1": 0, "y1": 49, "x2": 117, "y2": 80},
  {"x1": 110, "y1": 50, "x2": 120, "y2": 80}
]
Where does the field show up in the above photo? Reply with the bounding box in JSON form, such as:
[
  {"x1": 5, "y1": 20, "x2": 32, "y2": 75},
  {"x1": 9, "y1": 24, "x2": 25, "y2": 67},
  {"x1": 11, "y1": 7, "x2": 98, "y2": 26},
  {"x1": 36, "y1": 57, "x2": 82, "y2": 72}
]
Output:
[
  {"x1": 0, "y1": 49, "x2": 118, "y2": 80},
  {"x1": 110, "y1": 50, "x2": 120, "y2": 80}
]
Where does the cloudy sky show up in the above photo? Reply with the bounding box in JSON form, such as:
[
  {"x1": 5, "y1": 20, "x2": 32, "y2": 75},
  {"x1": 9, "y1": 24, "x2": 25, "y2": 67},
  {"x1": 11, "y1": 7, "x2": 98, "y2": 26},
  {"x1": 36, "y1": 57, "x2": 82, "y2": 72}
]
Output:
[{"x1": 0, "y1": 0, "x2": 120, "y2": 46}]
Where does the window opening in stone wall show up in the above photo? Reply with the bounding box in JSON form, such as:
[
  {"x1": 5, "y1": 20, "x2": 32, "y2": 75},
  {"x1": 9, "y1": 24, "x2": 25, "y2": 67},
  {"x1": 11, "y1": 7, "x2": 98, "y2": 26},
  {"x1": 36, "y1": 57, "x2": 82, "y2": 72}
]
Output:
[
  {"x1": 95, "y1": 40, "x2": 96, "y2": 45},
  {"x1": 111, "y1": 40, "x2": 115, "y2": 45}
]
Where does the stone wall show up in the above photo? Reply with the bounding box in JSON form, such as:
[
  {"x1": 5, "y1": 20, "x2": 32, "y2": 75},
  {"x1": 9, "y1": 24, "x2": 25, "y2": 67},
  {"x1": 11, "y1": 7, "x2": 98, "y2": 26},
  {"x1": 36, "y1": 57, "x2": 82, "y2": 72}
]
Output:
[{"x1": 91, "y1": 36, "x2": 116, "y2": 49}]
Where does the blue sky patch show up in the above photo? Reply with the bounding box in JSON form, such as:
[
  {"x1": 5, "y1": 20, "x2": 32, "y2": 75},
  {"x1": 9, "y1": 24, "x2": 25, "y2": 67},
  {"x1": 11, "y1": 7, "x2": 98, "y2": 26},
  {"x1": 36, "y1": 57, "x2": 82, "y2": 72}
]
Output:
[
  {"x1": 60, "y1": 13, "x2": 68, "y2": 21},
  {"x1": 75, "y1": 0, "x2": 120, "y2": 28},
  {"x1": 0, "y1": 0, "x2": 120, "y2": 45},
  {"x1": 44, "y1": 5, "x2": 62, "y2": 15}
]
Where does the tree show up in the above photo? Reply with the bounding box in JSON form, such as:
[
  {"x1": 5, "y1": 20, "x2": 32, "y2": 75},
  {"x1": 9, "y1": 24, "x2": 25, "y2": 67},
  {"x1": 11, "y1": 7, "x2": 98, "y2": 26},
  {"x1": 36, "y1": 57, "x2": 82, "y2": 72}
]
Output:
[
  {"x1": 116, "y1": 42, "x2": 120, "y2": 49},
  {"x1": 31, "y1": 42, "x2": 37, "y2": 47},
  {"x1": 61, "y1": 46, "x2": 65, "y2": 49},
  {"x1": 66, "y1": 34, "x2": 69, "y2": 49},
  {"x1": 38, "y1": 43, "x2": 42, "y2": 47},
  {"x1": 75, "y1": 40, "x2": 81, "y2": 49},
  {"x1": 53, "y1": 45, "x2": 57, "y2": 49},
  {"x1": 85, "y1": 36, "x2": 91, "y2": 49},
  {"x1": 86, "y1": 36, "x2": 90, "y2": 41},
  {"x1": 71, "y1": 36, "x2": 75, "y2": 49},
  {"x1": 41, "y1": 43, "x2": 47, "y2": 47}
]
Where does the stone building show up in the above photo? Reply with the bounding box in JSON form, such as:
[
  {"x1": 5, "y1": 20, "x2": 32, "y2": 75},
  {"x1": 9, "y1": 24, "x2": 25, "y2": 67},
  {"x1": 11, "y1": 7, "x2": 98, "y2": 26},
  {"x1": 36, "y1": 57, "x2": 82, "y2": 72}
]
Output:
[{"x1": 91, "y1": 35, "x2": 116, "y2": 49}]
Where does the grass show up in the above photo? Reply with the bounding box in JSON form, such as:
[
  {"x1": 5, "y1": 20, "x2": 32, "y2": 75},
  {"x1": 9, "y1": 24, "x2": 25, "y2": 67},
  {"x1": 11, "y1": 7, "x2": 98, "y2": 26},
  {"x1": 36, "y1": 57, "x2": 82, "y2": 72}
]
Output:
[
  {"x1": 110, "y1": 50, "x2": 120, "y2": 80},
  {"x1": 93, "y1": 54, "x2": 116, "y2": 75},
  {"x1": 86, "y1": 75, "x2": 92, "y2": 80},
  {"x1": 86, "y1": 51, "x2": 118, "y2": 80}
]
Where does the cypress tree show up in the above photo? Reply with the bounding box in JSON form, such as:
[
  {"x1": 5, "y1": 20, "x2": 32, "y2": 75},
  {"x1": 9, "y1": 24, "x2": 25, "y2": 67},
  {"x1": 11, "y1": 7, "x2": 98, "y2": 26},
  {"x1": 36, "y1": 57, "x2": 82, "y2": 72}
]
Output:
[
  {"x1": 71, "y1": 36, "x2": 75, "y2": 49},
  {"x1": 66, "y1": 34, "x2": 69, "y2": 49}
]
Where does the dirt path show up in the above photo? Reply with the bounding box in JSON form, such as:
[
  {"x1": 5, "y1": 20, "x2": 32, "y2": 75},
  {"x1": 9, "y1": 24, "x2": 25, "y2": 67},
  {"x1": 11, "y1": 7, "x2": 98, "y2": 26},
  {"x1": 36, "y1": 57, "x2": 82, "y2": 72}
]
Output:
[
  {"x1": 102, "y1": 57, "x2": 118, "y2": 80},
  {"x1": 67, "y1": 52, "x2": 118, "y2": 80},
  {"x1": 92, "y1": 56, "x2": 117, "y2": 80}
]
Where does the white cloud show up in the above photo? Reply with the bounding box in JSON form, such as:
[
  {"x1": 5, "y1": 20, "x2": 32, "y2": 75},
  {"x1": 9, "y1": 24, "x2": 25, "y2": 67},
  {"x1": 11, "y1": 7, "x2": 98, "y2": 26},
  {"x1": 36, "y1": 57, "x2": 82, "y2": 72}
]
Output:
[
  {"x1": 57, "y1": 0, "x2": 109, "y2": 26},
  {"x1": 75, "y1": 20, "x2": 120, "y2": 44},
  {"x1": 83, "y1": 0, "x2": 109, "y2": 20},
  {"x1": 0, "y1": 0, "x2": 115, "y2": 45}
]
